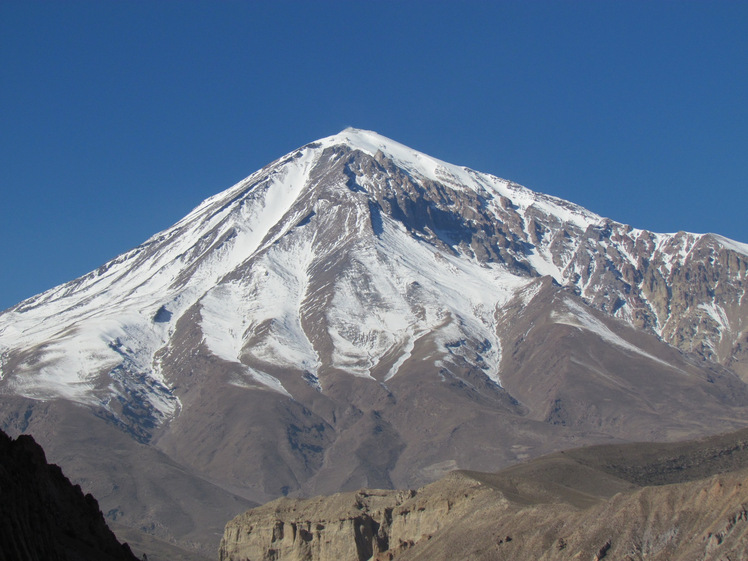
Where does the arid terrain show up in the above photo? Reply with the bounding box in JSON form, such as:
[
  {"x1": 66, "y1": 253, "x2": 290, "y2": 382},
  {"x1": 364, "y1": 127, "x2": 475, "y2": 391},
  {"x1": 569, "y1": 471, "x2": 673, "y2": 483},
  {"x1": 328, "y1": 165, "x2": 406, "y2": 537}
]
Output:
[{"x1": 221, "y1": 428, "x2": 748, "y2": 561}]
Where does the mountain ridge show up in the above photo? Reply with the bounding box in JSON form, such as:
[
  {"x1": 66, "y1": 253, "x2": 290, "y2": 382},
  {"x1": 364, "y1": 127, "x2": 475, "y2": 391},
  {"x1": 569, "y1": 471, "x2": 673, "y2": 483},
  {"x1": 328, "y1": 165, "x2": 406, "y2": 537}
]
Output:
[
  {"x1": 3, "y1": 129, "x2": 746, "y2": 413},
  {"x1": 1, "y1": 129, "x2": 747, "y2": 553}
]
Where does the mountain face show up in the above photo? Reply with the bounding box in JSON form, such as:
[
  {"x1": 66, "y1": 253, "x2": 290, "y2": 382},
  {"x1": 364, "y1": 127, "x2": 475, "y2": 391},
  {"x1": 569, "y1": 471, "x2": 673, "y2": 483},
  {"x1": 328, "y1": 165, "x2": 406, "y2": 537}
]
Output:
[{"x1": 1, "y1": 128, "x2": 748, "y2": 552}]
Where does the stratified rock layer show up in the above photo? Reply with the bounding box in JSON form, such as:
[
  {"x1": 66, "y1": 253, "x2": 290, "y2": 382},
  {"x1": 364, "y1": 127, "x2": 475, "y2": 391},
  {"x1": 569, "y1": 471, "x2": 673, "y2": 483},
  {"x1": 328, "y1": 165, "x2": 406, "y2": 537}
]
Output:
[{"x1": 220, "y1": 429, "x2": 748, "y2": 561}]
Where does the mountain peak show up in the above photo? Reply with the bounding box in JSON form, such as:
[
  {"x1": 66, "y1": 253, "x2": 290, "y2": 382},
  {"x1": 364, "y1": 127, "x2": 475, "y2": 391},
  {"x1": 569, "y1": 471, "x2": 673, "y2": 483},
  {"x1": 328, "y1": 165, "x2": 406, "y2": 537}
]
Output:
[
  {"x1": 314, "y1": 127, "x2": 467, "y2": 185},
  {"x1": 2, "y1": 129, "x2": 748, "y2": 553},
  {"x1": 326, "y1": 127, "x2": 406, "y2": 153}
]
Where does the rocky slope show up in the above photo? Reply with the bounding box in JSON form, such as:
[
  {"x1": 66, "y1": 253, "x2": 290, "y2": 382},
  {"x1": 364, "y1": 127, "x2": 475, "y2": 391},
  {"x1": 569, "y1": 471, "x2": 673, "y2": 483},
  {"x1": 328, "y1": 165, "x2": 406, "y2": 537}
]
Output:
[
  {"x1": 0, "y1": 428, "x2": 138, "y2": 561},
  {"x1": 1, "y1": 129, "x2": 748, "y2": 552},
  {"x1": 220, "y1": 428, "x2": 748, "y2": 561}
]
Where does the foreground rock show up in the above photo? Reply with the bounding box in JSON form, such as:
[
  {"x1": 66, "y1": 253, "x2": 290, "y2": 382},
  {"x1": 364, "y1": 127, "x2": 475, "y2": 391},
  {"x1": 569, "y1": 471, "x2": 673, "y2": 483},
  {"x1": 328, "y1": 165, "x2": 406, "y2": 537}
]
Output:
[
  {"x1": 220, "y1": 428, "x2": 748, "y2": 561},
  {"x1": 0, "y1": 429, "x2": 138, "y2": 561}
]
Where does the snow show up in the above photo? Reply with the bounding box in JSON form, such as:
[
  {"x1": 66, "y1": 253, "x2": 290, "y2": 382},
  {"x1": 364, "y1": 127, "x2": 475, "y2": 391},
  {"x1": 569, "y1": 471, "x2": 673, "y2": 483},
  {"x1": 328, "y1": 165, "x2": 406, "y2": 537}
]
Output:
[
  {"x1": 0, "y1": 137, "x2": 324, "y2": 411},
  {"x1": 244, "y1": 366, "x2": 292, "y2": 397},
  {"x1": 325, "y1": 213, "x2": 531, "y2": 384},
  {"x1": 200, "y1": 236, "x2": 320, "y2": 383},
  {"x1": 524, "y1": 247, "x2": 564, "y2": 282},
  {"x1": 554, "y1": 299, "x2": 672, "y2": 367},
  {"x1": 321, "y1": 128, "x2": 605, "y2": 236},
  {"x1": 652, "y1": 231, "x2": 702, "y2": 276},
  {"x1": 616, "y1": 229, "x2": 645, "y2": 267},
  {"x1": 0, "y1": 128, "x2": 590, "y2": 411},
  {"x1": 384, "y1": 333, "x2": 422, "y2": 382},
  {"x1": 712, "y1": 234, "x2": 748, "y2": 258},
  {"x1": 699, "y1": 302, "x2": 729, "y2": 337},
  {"x1": 319, "y1": 128, "x2": 476, "y2": 189},
  {"x1": 471, "y1": 172, "x2": 602, "y2": 232},
  {"x1": 196, "y1": 154, "x2": 323, "y2": 396},
  {"x1": 2, "y1": 126, "x2": 734, "y2": 417},
  {"x1": 517, "y1": 280, "x2": 544, "y2": 308},
  {"x1": 199, "y1": 282, "x2": 248, "y2": 362}
]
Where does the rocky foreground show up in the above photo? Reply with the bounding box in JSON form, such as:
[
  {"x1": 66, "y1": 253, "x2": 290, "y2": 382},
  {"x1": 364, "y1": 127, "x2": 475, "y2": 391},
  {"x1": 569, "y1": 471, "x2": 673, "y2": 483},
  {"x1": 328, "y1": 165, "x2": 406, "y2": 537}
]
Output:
[
  {"x1": 220, "y1": 429, "x2": 748, "y2": 561},
  {"x1": 0, "y1": 429, "x2": 137, "y2": 561}
]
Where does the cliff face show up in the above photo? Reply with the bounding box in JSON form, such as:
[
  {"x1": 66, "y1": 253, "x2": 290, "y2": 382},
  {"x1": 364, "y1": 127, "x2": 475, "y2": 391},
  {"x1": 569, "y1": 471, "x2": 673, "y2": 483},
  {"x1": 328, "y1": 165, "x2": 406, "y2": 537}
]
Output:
[
  {"x1": 219, "y1": 481, "x2": 478, "y2": 561},
  {"x1": 0, "y1": 429, "x2": 138, "y2": 561},
  {"x1": 220, "y1": 429, "x2": 748, "y2": 561}
]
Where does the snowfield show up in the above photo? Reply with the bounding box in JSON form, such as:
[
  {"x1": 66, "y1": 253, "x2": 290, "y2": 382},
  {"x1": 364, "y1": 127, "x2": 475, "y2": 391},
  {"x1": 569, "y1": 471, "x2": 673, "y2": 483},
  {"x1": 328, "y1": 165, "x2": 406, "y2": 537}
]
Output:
[{"x1": 1, "y1": 128, "x2": 745, "y2": 425}]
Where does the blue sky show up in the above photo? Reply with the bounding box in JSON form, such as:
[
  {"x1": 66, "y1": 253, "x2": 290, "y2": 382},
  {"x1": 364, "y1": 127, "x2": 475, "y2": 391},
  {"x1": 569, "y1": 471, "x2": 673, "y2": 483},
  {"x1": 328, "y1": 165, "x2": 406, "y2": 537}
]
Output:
[{"x1": 1, "y1": 1, "x2": 747, "y2": 311}]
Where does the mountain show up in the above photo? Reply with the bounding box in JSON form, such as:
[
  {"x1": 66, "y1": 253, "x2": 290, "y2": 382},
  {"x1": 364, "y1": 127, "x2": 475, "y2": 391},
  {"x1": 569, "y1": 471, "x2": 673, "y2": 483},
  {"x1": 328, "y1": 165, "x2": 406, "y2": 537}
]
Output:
[
  {"x1": 1, "y1": 128, "x2": 748, "y2": 553},
  {"x1": 0, "y1": 428, "x2": 138, "y2": 561},
  {"x1": 220, "y1": 428, "x2": 748, "y2": 561}
]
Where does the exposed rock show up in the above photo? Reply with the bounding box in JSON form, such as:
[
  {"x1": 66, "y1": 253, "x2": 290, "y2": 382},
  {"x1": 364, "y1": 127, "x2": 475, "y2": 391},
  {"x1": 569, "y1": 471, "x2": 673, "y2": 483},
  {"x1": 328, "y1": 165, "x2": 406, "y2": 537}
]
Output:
[
  {"x1": 3, "y1": 129, "x2": 748, "y2": 553},
  {"x1": 221, "y1": 428, "x2": 748, "y2": 561},
  {"x1": 0, "y1": 428, "x2": 138, "y2": 561},
  {"x1": 219, "y1": 482, "x2": 471, "y2": 561}
]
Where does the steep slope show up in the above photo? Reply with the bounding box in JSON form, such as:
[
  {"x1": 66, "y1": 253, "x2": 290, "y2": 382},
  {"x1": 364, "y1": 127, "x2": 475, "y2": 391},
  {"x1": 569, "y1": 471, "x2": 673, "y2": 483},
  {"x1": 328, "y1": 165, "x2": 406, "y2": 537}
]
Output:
[
  {"x1": 3, "y1": 129, "x2": 747, "y2": 430},
  {"x1": 220, "y1": 428, "x2": 748, "y2": 561},
  {"x1": 0, "y1": 429, "x2": 138, "y2": 561},
  {"x1": 1, "y1": 128, "x2": 747, "y2": 552},
  {"x1": 0, "y1": 396, "x2": 255, "y2": 557}
]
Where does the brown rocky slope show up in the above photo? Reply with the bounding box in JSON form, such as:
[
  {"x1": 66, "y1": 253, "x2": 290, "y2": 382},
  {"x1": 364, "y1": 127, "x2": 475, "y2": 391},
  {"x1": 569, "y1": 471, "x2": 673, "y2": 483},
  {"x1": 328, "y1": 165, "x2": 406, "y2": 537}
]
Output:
[{"x1": 220, "y1": 428, "x2": 748, "y2": 561}]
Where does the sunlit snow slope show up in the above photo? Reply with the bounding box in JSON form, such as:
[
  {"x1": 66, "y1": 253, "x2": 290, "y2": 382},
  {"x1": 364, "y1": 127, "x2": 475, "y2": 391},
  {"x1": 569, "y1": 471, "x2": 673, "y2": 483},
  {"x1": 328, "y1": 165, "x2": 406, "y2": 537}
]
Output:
[{"x1": 1, "y1": 128, "x2": 747, "y2": 434}]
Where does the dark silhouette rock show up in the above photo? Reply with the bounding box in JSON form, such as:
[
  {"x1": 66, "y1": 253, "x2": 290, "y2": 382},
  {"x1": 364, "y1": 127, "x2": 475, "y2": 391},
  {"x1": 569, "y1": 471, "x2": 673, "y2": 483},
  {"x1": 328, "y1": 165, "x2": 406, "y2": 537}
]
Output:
[{"x1": 0, "y1": 429, "x2": 137, "y2": 561}]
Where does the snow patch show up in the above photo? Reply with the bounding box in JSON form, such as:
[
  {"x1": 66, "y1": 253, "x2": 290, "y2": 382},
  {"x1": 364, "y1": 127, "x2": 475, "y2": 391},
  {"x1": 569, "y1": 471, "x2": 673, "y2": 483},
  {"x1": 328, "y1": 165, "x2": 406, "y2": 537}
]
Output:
[
  {"x1": 713, "y1": 234, "x2": 748, "y2": 258},
  {"x1": 321, "y1": 128, "x2": 476, "y2": 189},
  {"x1": 326, "y1": 214, "x2": 529, "y2": 384},
  {"x1": 699, "y1": 302, "x2": 729, "y2": 338},
  {"x1": 554, "y1": 299, "x2": 673, "y2": 368},
  {"x1": 517, "y1": 280, "x2": 544, "y2": 308},
  {"x1": 200, "y1": 282, "x2": 249, "y2": 362}
]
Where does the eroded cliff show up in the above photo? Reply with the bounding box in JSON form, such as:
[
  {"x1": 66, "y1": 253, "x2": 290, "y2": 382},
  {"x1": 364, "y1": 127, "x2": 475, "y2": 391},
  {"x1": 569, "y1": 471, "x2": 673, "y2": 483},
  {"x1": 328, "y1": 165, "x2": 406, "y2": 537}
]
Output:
[{"x1": 220, "y1": 429, "x2": 748, "y2": 561}]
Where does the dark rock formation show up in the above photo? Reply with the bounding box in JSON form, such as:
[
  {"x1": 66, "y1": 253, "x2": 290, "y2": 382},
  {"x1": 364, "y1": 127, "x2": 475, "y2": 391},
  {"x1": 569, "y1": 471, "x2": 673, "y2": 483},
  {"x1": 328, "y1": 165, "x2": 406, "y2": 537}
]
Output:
[{"x1": 0, "y1": 429, "x2": 137, "y2": 561}]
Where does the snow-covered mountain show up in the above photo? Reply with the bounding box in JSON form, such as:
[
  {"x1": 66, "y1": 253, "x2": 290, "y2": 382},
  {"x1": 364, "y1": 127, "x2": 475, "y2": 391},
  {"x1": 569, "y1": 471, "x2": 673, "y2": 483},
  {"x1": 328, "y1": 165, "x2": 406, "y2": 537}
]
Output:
[{"x1": 1, "y1": 128, "x2": 747, "y2": 553}]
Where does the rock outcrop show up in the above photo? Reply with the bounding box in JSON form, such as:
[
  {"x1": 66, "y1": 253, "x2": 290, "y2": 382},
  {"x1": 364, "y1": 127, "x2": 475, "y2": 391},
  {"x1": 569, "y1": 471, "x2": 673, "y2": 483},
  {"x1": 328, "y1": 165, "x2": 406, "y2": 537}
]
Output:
[
  {"x1": 219, "y1": 482, "x2": 475, "y2": 561},
  {"x1": 220, "y1": 428, "x2": 748, "y2": 561},
  {"x1": 0, "y1": 429, "x2": 138, "y2": 561}
]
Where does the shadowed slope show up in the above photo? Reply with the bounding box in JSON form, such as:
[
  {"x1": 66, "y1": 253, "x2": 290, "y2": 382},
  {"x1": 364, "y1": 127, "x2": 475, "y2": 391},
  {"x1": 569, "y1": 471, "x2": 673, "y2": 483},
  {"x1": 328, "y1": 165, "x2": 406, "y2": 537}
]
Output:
[{"x1": 0, "y1": 429, "x2": 138, "y2": 561}]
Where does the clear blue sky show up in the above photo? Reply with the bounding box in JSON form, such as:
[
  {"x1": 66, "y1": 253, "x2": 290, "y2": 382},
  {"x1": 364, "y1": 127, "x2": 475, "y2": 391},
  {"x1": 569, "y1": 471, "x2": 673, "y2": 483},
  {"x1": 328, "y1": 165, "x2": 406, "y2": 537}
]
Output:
[{"x1": 1, "y1": 1, "x2": 747, "y2": 311}]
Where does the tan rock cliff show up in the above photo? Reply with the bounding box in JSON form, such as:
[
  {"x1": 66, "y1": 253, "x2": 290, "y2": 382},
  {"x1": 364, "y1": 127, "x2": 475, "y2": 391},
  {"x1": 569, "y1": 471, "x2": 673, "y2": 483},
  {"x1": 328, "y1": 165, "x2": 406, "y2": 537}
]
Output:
[{"x1": 220, "y1": 429, "x2": 748, "y2": 561}]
